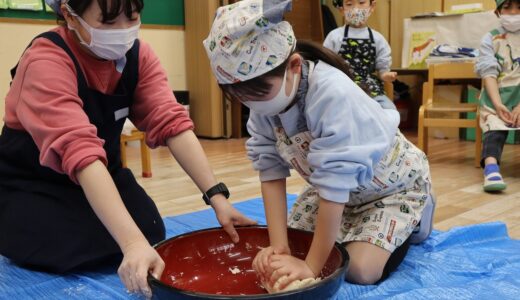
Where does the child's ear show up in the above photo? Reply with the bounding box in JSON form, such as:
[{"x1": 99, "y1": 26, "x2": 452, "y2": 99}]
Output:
[
  {"x1": 370, "y1": 0, "x2": 377, "y2": 12},
  {"x1": 288, "y1": 54, "x2": 302, "y2": 75}
]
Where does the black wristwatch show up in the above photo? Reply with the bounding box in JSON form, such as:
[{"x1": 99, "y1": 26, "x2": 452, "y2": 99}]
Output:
[{"x1": 202, "y1": 182, "x2": 230, "y2": 205}]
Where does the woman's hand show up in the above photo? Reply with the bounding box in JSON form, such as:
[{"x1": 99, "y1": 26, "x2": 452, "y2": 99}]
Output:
[
  {"x1": 268, "y1": 254, "x2": 316, "y2": 290},
  {"x1": 118, "y1": 240, "x2": 165, "y2": 298},
  {"x1": 76, "y1": 161, "x2": 164, "y2": 298},
  {"x1": 495, "y1": 103, "x2": 513, "y2": 125},
  {"x1": 253, "y1": 245, "x2": 291, "y2": 282},
  {"x1": 211, "y1": 195, "x2": 257, "y2": 243}
]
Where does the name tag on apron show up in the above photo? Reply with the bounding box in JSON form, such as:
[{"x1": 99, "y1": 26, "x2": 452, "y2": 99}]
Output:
[{"x1": 114, "y1": 107, "x2": 129, "y2": 121}]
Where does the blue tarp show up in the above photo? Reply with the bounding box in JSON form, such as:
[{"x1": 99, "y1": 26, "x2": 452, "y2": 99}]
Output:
[{"x1": 1, "y1": 195, "x2": 519, "y2": 299}]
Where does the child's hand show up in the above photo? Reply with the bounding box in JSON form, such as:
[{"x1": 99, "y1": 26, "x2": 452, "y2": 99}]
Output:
[
  {"x1": 511, "y1": 105, "x2": 520, "y2": 128},
  {"x1": 381, "y1": 71, "x2": 397, "y2": 82},
  {"x1": 118, "y1": 240, "x2": 165, "y2": 298},
  {"x1": 211, "y1": 195, "x2": 257, "y2": 243},
  {"x1": 253, "y1": 245, "x2": 291, "y2": 282},
  {"x1": 268, "y1": 254, "x2": 316, "y2": 290},
  {"x1": 495, "y1": 104, "x2": 513, "y2": 125}
]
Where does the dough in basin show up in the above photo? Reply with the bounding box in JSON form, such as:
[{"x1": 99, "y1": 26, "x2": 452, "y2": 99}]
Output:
[{"x1": 263, "y1": 275, "x2": 321, "y2": 294}]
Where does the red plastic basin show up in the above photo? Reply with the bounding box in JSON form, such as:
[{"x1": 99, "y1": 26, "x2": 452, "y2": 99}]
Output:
[{"x1": 148, "y1": 226, "x2": 348, "y2": 299}]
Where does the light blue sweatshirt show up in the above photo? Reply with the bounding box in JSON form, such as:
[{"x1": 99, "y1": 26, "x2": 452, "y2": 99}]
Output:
[
  {"x1": 246, "y1": 61, "x2": 400, "y2": 203},
  {"x1": 475, "y1": 27, "x2": 506, "y2": 79}
]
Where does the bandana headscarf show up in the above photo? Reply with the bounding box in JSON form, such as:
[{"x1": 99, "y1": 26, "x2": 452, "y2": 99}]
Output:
[{"x1": 203, "y1": 0, "x2": 296, "y2": 84}]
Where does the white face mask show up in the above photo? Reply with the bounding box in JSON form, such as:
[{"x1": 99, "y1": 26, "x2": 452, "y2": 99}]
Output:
[
  {"x1": 344, "y1": 7, "x2": 371, "y2": 27},
  {"x1": 500, "y1": 14, "x2": 520, "y2": 32},
  {"x1": 243, "y1": 69, "x2": 300, "y2": 116},
  {"x1": 67, "y1": 6, "x2": 140, "y2": 61}
]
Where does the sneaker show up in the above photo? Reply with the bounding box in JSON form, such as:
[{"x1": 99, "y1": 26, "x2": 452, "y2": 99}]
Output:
[{"x1": 483, "y1": 172, "x2": 507, "y2": 192}]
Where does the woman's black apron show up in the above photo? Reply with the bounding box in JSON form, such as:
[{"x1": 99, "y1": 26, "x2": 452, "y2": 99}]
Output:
[{"x1": 0, "y1": 32, "x2": 165, "y2": 272}]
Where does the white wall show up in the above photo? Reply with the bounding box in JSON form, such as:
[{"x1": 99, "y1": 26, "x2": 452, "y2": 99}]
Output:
[{"x1": 0, "y1": 22, "x2": 186, "y2": 126}]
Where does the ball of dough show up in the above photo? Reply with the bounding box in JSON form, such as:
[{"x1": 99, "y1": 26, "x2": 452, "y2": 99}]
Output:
[{"x1": 263, "y1": 275, "x2": 321, "y2": 294}]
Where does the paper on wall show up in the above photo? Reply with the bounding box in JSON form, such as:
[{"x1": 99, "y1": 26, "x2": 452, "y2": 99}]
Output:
[
  {"x1": 408, "y1": 32, "x2": 436, "y2": 69},
  {"x1": 402, "y1": 11, "x2": 500, "y2": 68}
]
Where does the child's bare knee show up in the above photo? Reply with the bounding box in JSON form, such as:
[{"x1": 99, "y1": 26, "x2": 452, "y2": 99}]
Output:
[{"x1": 346, "y1": 258, "x2": 384, "y2": 285}]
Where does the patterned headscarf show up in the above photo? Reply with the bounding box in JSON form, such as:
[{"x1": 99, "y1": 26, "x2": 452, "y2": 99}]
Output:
[{"x1": 203, "y1": 0, "x2": 296, "y2": 84}]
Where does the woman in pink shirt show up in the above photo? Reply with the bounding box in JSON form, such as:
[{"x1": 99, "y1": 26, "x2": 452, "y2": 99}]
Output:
[{"x1": 0, "y1": 0, "x2": 255, "y2": 296}]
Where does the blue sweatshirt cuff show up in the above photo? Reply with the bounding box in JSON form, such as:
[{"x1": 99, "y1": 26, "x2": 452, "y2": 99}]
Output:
[{"x1": 259, "y1": 166, "x2": 291, "y2": 182}]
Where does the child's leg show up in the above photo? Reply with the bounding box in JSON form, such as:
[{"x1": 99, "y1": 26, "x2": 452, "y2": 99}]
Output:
[
  {"x1": 345, "y1": 238, "x2": 411, "y2": 285},
  {"x1": 481, "y1": 130, "x2": 508, "y2": 166},
  {"x1": 344, "y1": 242, "x2": 390, "y2": 284},
  {"x1": 481, "y1": 131, "x2": 508, "y2": 191}
]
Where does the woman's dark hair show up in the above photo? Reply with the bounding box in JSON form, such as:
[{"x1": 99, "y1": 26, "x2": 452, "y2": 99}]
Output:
[
  {"x1": 220, "y1": 40, "x2": 362, "y2": 102},
  {"x1": 58, "y1": 0, "x2": 143, "y2": 23}
]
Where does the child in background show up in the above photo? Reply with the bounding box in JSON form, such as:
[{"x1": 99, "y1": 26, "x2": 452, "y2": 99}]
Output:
[
  {"x1": 324, "y1": 0, "x2": 396, "y2": 110},
  {"x1": 0, "y1": 0, "x2": 255, "y2": 297},
  {"x1": 476, "y1": 0, "x2": 520, "y2": 192},
  {"x1": 204, "y1": 0, "x2": 434, "y2": 289}
]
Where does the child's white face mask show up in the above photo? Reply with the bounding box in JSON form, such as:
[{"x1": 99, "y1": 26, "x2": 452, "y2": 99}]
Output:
[
  {"x1": 500, "y1": 14, "x2": 520, "y2": 32},
  {"x1": 344, "y1": 7, "x2": 371, "y2": 27},
  {"x1": 66, "y1": 6, "x2": 140, "y2": 61},
  {"x1": 242, "y1": 68, "x2": 300, "y2": 116}
]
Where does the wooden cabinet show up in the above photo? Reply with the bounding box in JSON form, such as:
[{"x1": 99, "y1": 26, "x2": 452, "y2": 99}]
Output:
[
  {"x1": 184, "y1": 0, "x2": 224, "y2": 138},
  {"x1": 285, "y1": 0, "x2": 324, "y2": 42}
]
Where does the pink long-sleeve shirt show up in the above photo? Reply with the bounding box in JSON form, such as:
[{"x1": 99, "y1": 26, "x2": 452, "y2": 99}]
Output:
[{"x1": 3, "y1": 26, "x2": 194, "y2": 183}]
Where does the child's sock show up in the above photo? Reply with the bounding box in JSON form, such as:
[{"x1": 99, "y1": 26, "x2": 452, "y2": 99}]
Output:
[
  {"x1": 484, "y1": 164, "x2": 500, "y2": 178},
  {"x1": 483, "y1": 163, "x2": 506, "y2": 192}
]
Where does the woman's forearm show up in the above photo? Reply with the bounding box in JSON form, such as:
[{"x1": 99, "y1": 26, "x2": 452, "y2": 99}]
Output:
[
  {"x1": 305, "y1": 198, "x2": 344, "y2": 276},
  {"x1": 261, "y1": 179, "x2": 290, "y2": 251},
  {"x1": 166, "y1": 130, "x2": 219, "y2": 195},
  {"x1": 76, "y1": 160, "x2": 147, "y2": 252}
]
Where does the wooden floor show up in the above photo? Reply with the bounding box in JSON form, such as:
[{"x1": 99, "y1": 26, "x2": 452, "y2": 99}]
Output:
[{"x1": 124, "y1": 131, "x2": 520, "y2": 239}]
